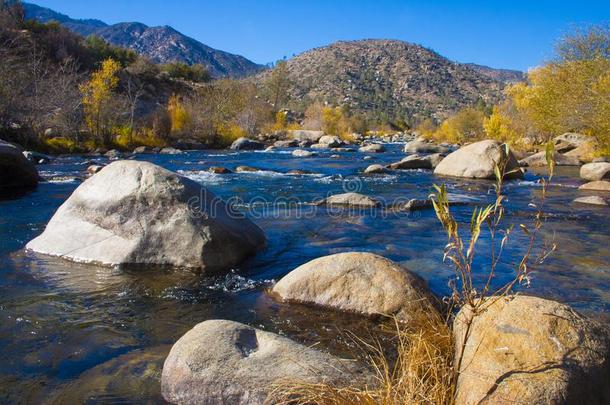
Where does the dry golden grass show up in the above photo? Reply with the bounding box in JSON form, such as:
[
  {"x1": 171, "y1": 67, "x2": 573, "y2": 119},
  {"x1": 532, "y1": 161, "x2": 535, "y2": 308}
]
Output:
[{"x1": 267, "y1": 303, "x2": 455, "y2": 405}]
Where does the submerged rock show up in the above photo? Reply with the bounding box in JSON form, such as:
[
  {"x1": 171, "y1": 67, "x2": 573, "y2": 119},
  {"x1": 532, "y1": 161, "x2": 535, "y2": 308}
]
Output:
[
  {"x1": 454, "y1": 295, "x2": 610, "y2": 405},
  {"x1": 272, "y1": 252, "x2": 434, "y2": 321},
  {"x1": 161, "y1": 319, "x2": 362, "y2": 405},
  {"x1": 363, "y1": 164, "x2": 387, "y2": 174},
  {"x1": 229, "y1": 137, "x2": 264, "y2": 151},
  {"x1": 0, "y1": 140, "x2": 39, "y2": 191},
  {"x1": 434, "y1": 140, "x2": 523, "y2": 180},
  {"x1": 580, "y1": 162, "x2": 610, "y2": 181},
  {"x1": 26, "y1": 160, "x2": 265, "y2": 272},
  {"x1": 579, "y1": 180, "x2": 610, "y2": 191},
  {"x1": 322, "y1": 192, "x2": 380, "y2": 208},
  {"x1": 574, "y1": 196, "x2": 608, "y2": 206},
  {"x1": 388, "y1": 153, "x2": 444, "y2": 170},
  {"x1": 292, "y1": 149, "x2": 316, "y2": 157},
  {"x1": 359, "y1": 143, "x2": 386, "y2": 153}
]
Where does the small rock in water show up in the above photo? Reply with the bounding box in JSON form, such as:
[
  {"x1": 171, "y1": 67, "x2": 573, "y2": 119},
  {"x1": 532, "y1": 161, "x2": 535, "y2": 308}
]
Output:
[
  {"x1": 573, "y1": 196, "x2": 608, "y2": 206},
  {"x1": 359, "y1": 143, "x2": 386, "y2": 153},
  {"x1": 388, "y1": 153, "x2": 444, "y2": 170},
  {"x1": 286, "y1": 169, "x2": 312, "y2": 175},
  {"x1": 364, "y1": 164, "x2": 387, "y2": 174},
  {"x1": 133, "y1": 146, "x2": 155, "y2": 154},
  {"x1": 519, "y1": 151, "x2": 580, "y2": 167},
  {"x1": 322, "y1": 192, "x2": 380, "y2": 208},
  {"x1": 105, "y1": 149, "x2": 122, "y2": 158},
  {"x1": 404, "y1": 140, "x2": 448, "y2": 154},
  {"x1": 579, "y1": 180, "x2": 610, "y2": 191},
  {"x1": 363, "y1": 155, "x2": 373, "y2": 160},
  {"x1": 580, "y1": 162, "x2": 610, "y2": 181},
  {"x1": 229, "y1": 137, "x2": 264, "y2": 151},
  {"x1": 86, "y1": 165, "x2": 104, "y2": 175},
  {"x1": 160, "y1": 147, "x2": 182, "y2": 155},
  {"x1": 235, "y1": 165, "x2": 262, "y2": 173},
  {"x1": 292, "y1": 149, "x2": 316, "y2": 157},
  {"x1": 208, "y1": 166, "x2": 232, "y2": 174},
  {"x1": 274, "y1": 139, "x2": 298, "y2": 148}
]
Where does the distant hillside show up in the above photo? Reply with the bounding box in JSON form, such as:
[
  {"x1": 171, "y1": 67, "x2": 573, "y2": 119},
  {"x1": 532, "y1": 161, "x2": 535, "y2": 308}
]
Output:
[
  {"x1": 23, "y1": 2, "x2": 263, "y2": 78},
  {"x1": 465, "y1": 63, "x2": 524, "y2": 83},
  {"x1": 259, "y1": 39, "x2": 508, "y2": 121}
]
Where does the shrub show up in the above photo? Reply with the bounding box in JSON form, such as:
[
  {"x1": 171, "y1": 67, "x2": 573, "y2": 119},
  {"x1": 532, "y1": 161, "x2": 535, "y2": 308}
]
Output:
[
  {"x1": 216, "y1": 123, "x2": 246, "y2": 147},
  {"x1": 41, "y1": 137, "x2": 82, "y2": 153},
  {"x1": 432, "y1": 108, "x2": 486, "y2": 144},
  {"x1": 167, "y1": 94, "x2": 191, "y2": 134},
  {"x1": 161, "y1": 62, "x2": 211, "y2": 82}
]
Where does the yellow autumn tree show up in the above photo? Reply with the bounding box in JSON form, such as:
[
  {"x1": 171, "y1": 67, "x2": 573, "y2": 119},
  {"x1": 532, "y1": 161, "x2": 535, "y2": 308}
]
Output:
[
  {"x1": 167, "y1": 94, "x2": 191, "y2": 134},
  {"x1": 483, "y1": 104, "x2": 522, "y2": 146},
  {"x1": 432, "y1": 108, "x2": 486, "y2": 144},
  {"x1": 80, "y1": 58, "x2": 121, "y2": 145},
  {"x1": 507, "y1": 25, "x2": 610, "y2": 152}
]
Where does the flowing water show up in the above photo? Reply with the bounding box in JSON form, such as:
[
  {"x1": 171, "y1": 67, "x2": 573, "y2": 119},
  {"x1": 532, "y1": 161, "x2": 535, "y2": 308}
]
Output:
[{"x1": 1, "y1": 144, "x2": 608, "y2": 403}]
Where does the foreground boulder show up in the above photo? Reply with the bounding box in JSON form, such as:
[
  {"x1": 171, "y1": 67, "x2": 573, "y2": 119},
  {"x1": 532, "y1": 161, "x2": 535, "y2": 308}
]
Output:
[
  {"x1": 454, "y1": 295, "x2": 610, "y2": 405},
  {"x1": 230, "y1": 137, "x2": 264, "y2": 151},
  {"x1": 519, "y1": 151, "x2": 581, "y2": 167},
  {"x1": 580, "y1": 162, "x2": 610, "y2": 181},
  {"x1": 272, "y1": 252, "x2": 433, "y2": 321},
  {"x1": 321, "y1": 192, "x2": 380, "y2": 208},
  {"x1": 161, "y1": 319, "x2": 362, "y2": 405},
  {"x1": 26, "y1": 161, "x2": 265, "y2": 272},
  {"x1": 0, "y1": 139, "x2": 39, "y2": 191},
  {"x1": 388, "y1": 153, "x2": 444, "y2": 170},
  {"x1": 434, "y1": 140, "x2": 523, "y2": 180}
]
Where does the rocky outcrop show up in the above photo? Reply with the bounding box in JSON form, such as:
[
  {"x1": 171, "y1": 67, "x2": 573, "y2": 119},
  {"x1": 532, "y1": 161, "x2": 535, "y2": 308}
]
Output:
[
  {"x1": 272, "y1": 252, "x2": 433, "y2": 321},
  {"x1": 434, "y1": 140, "x2": 523, "y2": 180},
  {"x1": 454, "y1": 295, "x2": 610, "y2": 405},
  {"x1": 26, "y1": 160, "x2": 265, "y2": 272},
  {"x1": 388, "y1": 153, "x2": 444, "y2": 170},
  {"x1": 321, "y1": 192, "x2": 380, "y2": 208},
  {"x1": 359, "y1": 144, "x2": 386, "y2": 153},
  {"x1": 0, "y1": 139, "x2": 39, "y2": 191},
  {"x1": 404, "y1": 140, "x2": 449, "y2": 154},
  {"x1": 230, "y1": 137, "x2": 264, "y2": 151},
  {"x1": 161, "y1": 319, "x2": 363, "y2": 404},
  {"x1": 580, "y1": 162, "x2": 610, "y2": 181},
  {"x1": 579, "y1": 181, "x2": 610, "y2": 191},
  {"x1": 519, "y1": 151, "x2": 580, "y2": 167}
]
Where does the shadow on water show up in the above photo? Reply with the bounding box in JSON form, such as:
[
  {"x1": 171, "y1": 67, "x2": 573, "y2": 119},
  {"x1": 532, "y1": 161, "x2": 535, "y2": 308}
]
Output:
[{"x1": 0, "y1": 146, "x2": 608, "y2": 402}]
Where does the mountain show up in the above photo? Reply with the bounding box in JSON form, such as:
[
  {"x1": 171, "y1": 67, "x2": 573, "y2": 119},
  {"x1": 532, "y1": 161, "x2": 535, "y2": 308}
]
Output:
[
  {"x1": 260, "y1": 39, "x2": 511, "y2": 121},
  {"x1": 465, "y1": 63, "x2": 524, "y2": 83},
  {"x1": 22, "y1": 2, "x2": 263, "y2": 78}
]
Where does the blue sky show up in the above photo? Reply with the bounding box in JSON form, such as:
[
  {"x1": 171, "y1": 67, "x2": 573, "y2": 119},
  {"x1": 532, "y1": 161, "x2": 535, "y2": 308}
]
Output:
[{"x1": 31, "y1": 1, "x2": 609, "y2": 70}]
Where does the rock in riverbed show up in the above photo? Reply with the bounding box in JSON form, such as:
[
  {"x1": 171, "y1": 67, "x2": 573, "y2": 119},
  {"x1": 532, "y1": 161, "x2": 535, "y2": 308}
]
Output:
[
  {"x1": 404, "y1": 140, "x2": 449, "y2": 154},
  {"x1": 0, "y1": 139, "x2": 39, "y2": 191},
  {"x1": 388, "y1": 153, "x2": 444, "y2": 170},
  {"x1": 319, "y1": 135, "x2": 344, "y2": 147},
  {"x1": 292, "y1": 149, "x2": 316, "y2": 157},
  {"x1": 364, "y1": 164, "x2": 387, "y2": 174},
  {"x1": 519, "y1": 151, "x2": 581, "y2": 167},
  {"x1": 230, "y1": 137, "x2": 264, "y2": 151},
  {"x1": 321, "y1": 192, "x2": 380, "y2": 208},
  {"x1": 434, "y1": 140, "x2": 523, "y2": 180},
  {"x1": 161, "y1": 319, "x2": 363, "y2": 405},
  {"x1": 574, "y1": 196, "x2": 608, "y2": 206},
  {"x1": 359, "y1": 144, "x2": 386, "y2": 153},
  {"x1": 272, "y1": 252, "x2": 434, "y2": 322},
  {"x1": 579, "y1": 180, "x2": 610, "y2": 191},
  {"x1": 287, "y1": 129, "x2": 325, "y2": 143},
  {"x1": 580, "y1": 162, "x2": 610, "y2": 181},
  {"x1": 26, "y1": 160, "x2": 265, "y2": 272},
  {"x1": 454, "y1": 295, "x2": 610, "y2": 405}
]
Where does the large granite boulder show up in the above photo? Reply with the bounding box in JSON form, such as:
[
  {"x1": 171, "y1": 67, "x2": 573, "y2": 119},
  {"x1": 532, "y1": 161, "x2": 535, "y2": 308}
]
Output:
[
  {"x1": 161, "y1": 319, "x2": 363, "y2": 404},
  {"x1": 272, "y1": 252, "x2": 433, "y2": 322},
  {"x1": 229, "y1": 137, "x2": 264, "y2": 151},
  {"x1": 26, "y1": 160, "x2": 265, "y2": 272},
  {"x1": 0, "y1": 139, "x2": 39, "y2": 191},
  {"x1": 434, "y1": 140, "x2": 523, "y2": 180},
  {"x1": 454, "y1": 295, "x2": 610, "y2": 405},
  {"x1": 580, "y1": 162, "x2": 610, "y2": 181}
]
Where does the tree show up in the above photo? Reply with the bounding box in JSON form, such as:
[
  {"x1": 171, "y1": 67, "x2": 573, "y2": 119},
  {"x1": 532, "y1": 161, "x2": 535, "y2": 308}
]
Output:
[
  {"x1": 167, "y1": 94, "x2": 190, "y2": 134},
  {"x1": 433, "y1": 108, "x2": 486, "y2": 143},
  {"x1": 265, "y1": 60, "x2": 291, "y2": 111},
  {"x1": 80, "y1": 58, "x2": 121, "y2": 145}
]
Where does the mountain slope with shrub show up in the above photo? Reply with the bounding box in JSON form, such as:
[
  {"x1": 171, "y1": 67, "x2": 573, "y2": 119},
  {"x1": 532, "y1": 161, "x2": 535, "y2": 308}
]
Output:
[
  {"x1": 23, "y1": 2, "x2": 263, "y2": 78},
  {"x1": 262, "y1": 39, "x2": 509, "y2": 123}
]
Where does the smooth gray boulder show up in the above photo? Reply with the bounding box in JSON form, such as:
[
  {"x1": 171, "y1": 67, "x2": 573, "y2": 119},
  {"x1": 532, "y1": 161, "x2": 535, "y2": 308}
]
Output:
[
  {"x1": 273, "y1": 139, "x2": 298, "y2": 148},
  {"x1": 322, "y1": 192, "x2": 380, "y2": 208},
  {"x1": 161, "y1": 319, "x2": 363, "y2": 405},
  {"x1": 0, "y1": 139, "x2": 39, "y2": 190},
  {"x1": 574, "y1": 196, "x2": 608, "y2": 206},
  {"x1": 229, "y1": 137, "x2": 264, "y2": 151},
  {"x1": 26, "y1": 161, "x2": 265, "y2": 272},
  {"x1": 272, "y1": 252, "x2": 433, "y2": 322},
  {"x1": 388, "y1": 153, "x2": 444, "y2": 170},
  {"x1": 363, "y1": 164, "x2": 387, "y2": 174},
  {"x1": 580, "y1": 162, "x2": 610, "y2": 181},
  {"x1": 160, "y1": 147, "x2": 183, "y2": 155},
  {"x1": 434, "y1": 140, "x2": 523, "y2": 180},
  {"x1": 403, "y1": 140, "x2": 449, "y2": 154},
  {"x1": 359, "y1": 144, "x2": 386, "y2": 153},
  {"x1": 318, "y1": 135, "x2": 344, "y2": 147},
  {"x1": 579, "y1": 181, "x2": 610, "y2": 191},
  {"x1": 292, "y1": 149, "x2": 316, "y2": 157}
]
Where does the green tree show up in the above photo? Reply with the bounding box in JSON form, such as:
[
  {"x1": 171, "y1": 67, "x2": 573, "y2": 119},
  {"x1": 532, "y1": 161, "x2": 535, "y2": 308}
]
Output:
[{"x1": 266, "y1": 60, "x2": 291, "y2": 111}]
